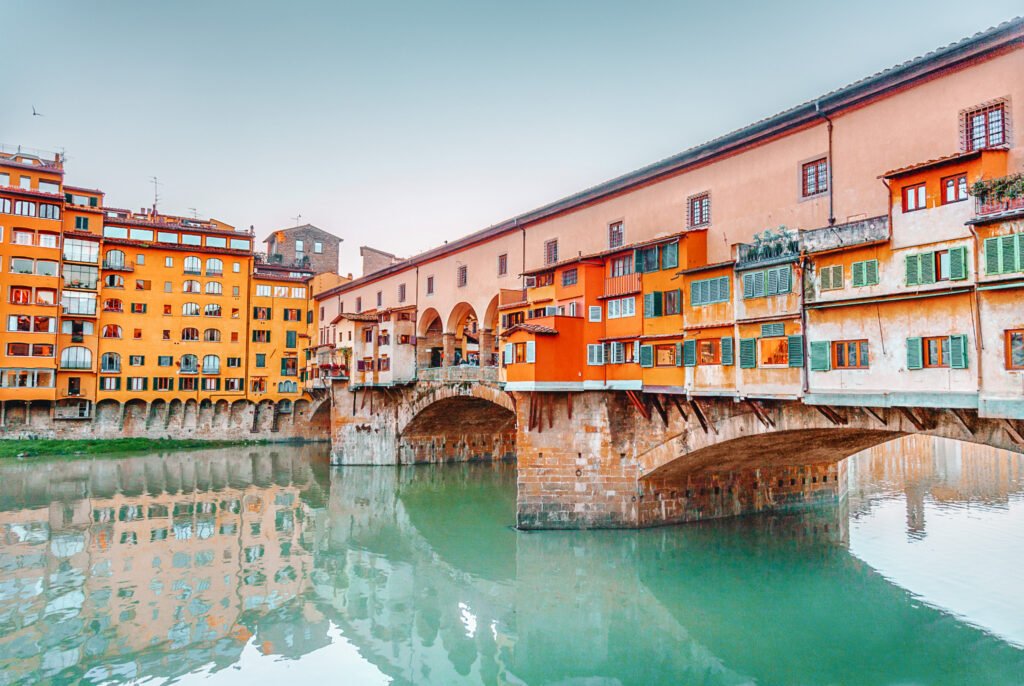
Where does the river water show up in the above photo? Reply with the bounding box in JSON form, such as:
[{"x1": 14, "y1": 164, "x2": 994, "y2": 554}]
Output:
[{"x1": 0, "y1": 436, "x2": 1022, "y2": 685}]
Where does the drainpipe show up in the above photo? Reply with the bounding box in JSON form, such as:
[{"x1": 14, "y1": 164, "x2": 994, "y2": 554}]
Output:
[
  {"x1": 968, "y1": 225, "x2": 984, "y2": 389},
  {"x1": 815, "y1": 101, "x2": 836, "y2": 226},
  {"x1": 799, "y1": 254, "x2": 810, "y2": 395}
]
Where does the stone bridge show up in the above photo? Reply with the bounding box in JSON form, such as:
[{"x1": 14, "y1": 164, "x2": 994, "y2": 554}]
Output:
[{"x1": 329, "y1": 377, "x2": 1024, "y2": 528}]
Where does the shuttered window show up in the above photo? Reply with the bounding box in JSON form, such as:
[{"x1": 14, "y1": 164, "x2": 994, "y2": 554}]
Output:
[
  {"x1": 690, "y1": 276, "x2": 730, "y2": 306},
  {"x1": 851, "y1": 260, "x2": 879, "y2": 287},
  {"x1": 643, "y1": 292, "x2": 663, "y2": 318},
  {"x1": 761, "y1": 323, "x2": 785, "y2": 338},
  {"x1": 983, "y1": 234, "x2": 1024, "y2": 276},
  {"x1": 720, "y1": 337, "x2": 734, "y2": 366},
  {"x1": 660, "y1": 242, "x2": 679, "y2": 270},
  {"x1": 906, "y1": 248, "x2": 968, "y2": 285},
  {"x1": 819, "y1": 264, "x2": 843, "y2": 290},
  {"x1": 639, "y1": 344, "x2": 654, "y2": 368},
  {"x1": 742, "y1": 265, "x2": 791, "y2": 299},
  {"x1": 634, "y1": 246, "x2": 659, "y2": 273},
  {"x1": 787, "y1": 335, "x2": 804, "y2": 368},
  {"x1": 809, "y1": 341, "x2": 831, "y2": 371},
  {"x1": 739, "y1": 338, "x2": 757, "y2": 368},
  {"x1": 907, "y1": 335, "x2": 968, "y2": 370},
  {"x1": 525, "y1": 341, "x2": 536, "y2": 364},
  {"x1": 682, "y1": 339, "x2": 697, "y2": 366}
]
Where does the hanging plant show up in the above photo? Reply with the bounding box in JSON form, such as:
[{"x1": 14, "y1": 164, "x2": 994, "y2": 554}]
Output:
[{"x1": 971, "y1": 173, "x2": 1024, "y2": 203}]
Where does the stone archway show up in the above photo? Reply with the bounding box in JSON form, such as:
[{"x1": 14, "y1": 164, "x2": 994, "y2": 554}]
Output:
[
  {"x1": 398, "y1": 394, "x2": 516, "y2": 464},
  {"x1": 445, "y1": 302, "x2": 479, "y2": 367},
  {"x1": 418, "y1": 307, "x2": 444, "y2": 369}
]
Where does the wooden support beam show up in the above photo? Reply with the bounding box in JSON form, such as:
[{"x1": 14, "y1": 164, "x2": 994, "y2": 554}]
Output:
[
  {"x1": 566, "y1": 392, "x2": 573, "y2": 421},
  {"x1": 1001, "y1": 418, "x2": 1024, "y2": 446},
  {"x1": 746, "y1": 399, "x2": 776, "y2": 428},
  {"x1": 625, "y1": 390, "x2": 651, "y2": 420},
  {"x1": 863, "y1": 407, "x2": 887, "y2": 426},
  {"x1": 689, "y1": 399, "x2": 717, "y2": 435},
  {"x1": 547, "y1": 393, "x2": 554, "y2": 430},
  {"x1": 948, "y1": 408, "x2": 975, "y2": 437},
  {"x1": 669, "y1": 395, "x2": 688, "y2": 421},
  {"x1": 360, "y1": 389, "x2": 368, "y2": 411},
  {"x1": 814, "y1": 405, "x2": 847, "y2": 426},
  {"x1": 528, "y1": 393, "x2": 537, "y2": 432},
  {"x1": 650, "y1": 394, "x2": 669, "y2": 427},
  {"x1": 896, "y1": 406, "x2": 926, "y2": 431}
]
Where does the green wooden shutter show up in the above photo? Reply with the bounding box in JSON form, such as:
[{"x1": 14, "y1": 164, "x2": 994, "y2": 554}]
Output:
[
  {"x1": 906, "y1": 337, "x2": 923, "y2": 370},
  {"x1": 753, "y1": 271, "x2": 766, "y2": 297},
  {"x1": 661, "y1": 242, "x2": 678, "y2": 270},
  {"x1": 821, "y1": 265, "x2": 833, "y2": 290},
  {"x1": 865, "y1": 259, "x2": 879, "y2": 285},
  {"x1": 720, "y1": 337, "x2": 734, "y2": 365},
  {"x1": 286, "y1": 330, "x2": 297, "y2": 348},
  {"x1": 675, "y1": 341, "x2": 684, "y2": 366},
  {"x1": 643, "y1": 293, "x2": 655, "y2": 318},
  {"x1": 1000, "y1": 235, "x2": 1017, "y2": 274},
  {"x1": 634, "y1": 250, "x2": 643, "y2": 274},
  {"x1": 89, "y1": 197, "x2": 98, "y2": 207},
  {"x1": 639, "y1": 344, "x2": 654, "y2": 368},
  {"x1": 742, "y1": 273, "x2": 755, "y2": 299},
  {"x1": 949, "y1": 334, "x2": 968, "y2": 369},
  {"x1": 683, "y1": 340, "x2": 696, "y2": 366},
  {"x1": 739, "y1": 338, "x2": 757, "y2": 369},
  {"x1": 949, "y1": 246, "x2": 968, "y2": 280},
  {"x1": 851, "y1": 261, "x2": 864, "y2": 287},
  {"x1": 778, "y1": 265, "x2": 792, "y2": 294},
  {"x1": 767, "y1": 267, "x2": 780, "y2": 295},
  {"x1": 787, "y1": 335, "x2": 804, "y2": 368},
  {"x1": 718, "y1": 276, "x2": 730, "y2": 302},
  {"x1": 690, "y1": 282, "x2": 701, "y2": 306},
  {"x1": 919, "y1": 252, "x2": 936, "y2": 284},
  {"x1": 653, "y1": 291, "x2": 663, "y2": 317},
  {"x1": 525, "y1": 341, "x2": 536, "y2": 363},
  {"x1": 905, "y1": 254, "x2": 920, "y2": 286},
  {"x1": 809, "y1": 341, "x2": 831, "y2": 371},
  {"x1": 1017, "y1": 234, "x2": 1024, "y2": 275},
  {"x1": 761, "y1": 323, "x2": 785, "y2": 338},
  {"x1": 984, "y1": 237, "x2": 1001, "y2": 275}
]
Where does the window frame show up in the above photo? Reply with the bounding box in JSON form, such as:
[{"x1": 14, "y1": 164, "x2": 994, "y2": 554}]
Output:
[
  {"x1": 964, "y1": 102, "x2": 1006, "y2": 152},
  {"x1": 941, "y1": 173, "x2": 969, "y2": 205},
  {"x1": 1005, "y1": 329, "x2": 1024, "y2": 370},
  {"x1": 687, "y1": 192, "x2": 710, "y2": 228},
  {"x1": 697, "y1": 339, "x2": 721, "y2": 365},
  {"x1": 801, "y1": 157, "x2": 829, "y2": 198},
  {"x1": 923, "y1": 335, "x2": 951, "y2": 368},
  {"x1": 832, "y1": 340, "x2": 869, "y2": 369},
  {"x1": 902, "y1": 182, "x2": 927, "y2": 212},
  {"x1": 608, "y1": 221, "x2": 625, "y2": 249}
]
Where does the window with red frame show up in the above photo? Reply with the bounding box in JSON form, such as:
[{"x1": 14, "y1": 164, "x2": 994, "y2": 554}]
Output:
[
  {"x1": 942, "y1": 173, "x2": 968, "y2": 204},
  {"x1": 801, "y1": 158, "x2": 828, "y2": 197},
  {"x1": 608, "y1": 221, "x2": 625, "y2": 249},
  {"x1": 544, "y1": 239, "x2": 558, "y2": 265},
  {"x1": 902, "y1": 183, "x2": 926, "y2": 212},
  {"x1": 688, "y1": 193, "x2": 710, "y2": 227},
  {"x1": 965, "y1": 103, "x2": 1005, "y2": 151}
]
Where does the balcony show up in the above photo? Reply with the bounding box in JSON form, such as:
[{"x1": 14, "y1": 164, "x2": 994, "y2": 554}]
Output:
[
  {"x1": 972, "y1": 173, "x2": 1024, "y2": 217},
  {"x1": 800, "y1": 216, "x2": 889, "y2": 255},
  {"x1": 102, "y1": 260, "x2": 134, "y2": 272},
  {"x1": 418, "y1": 365, "x2": 500, "y2": 383},
  {"x1": 499, "y1": 288, "x2": 527, "y2": 307},
  {"x1": 604, "y1": 272, "x2": 641, "y2": 298},
  {"x1": 977, "y1": 196, "x2": 1024, "y2": 216},
  {"x1": 736, "y1": 227, "x2": 800, "y2": 269}
]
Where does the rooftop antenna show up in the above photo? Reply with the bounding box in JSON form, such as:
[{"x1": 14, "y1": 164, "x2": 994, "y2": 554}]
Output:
[
  {"x1": 149, "y1": 176, "x2": 162, "y2": 214},
  {"x1": 189, "y1": 207, "x2": 199, "y2": 219},
  {"x1": 291, "y1": 213, "x2": 302, "y2": 227}
]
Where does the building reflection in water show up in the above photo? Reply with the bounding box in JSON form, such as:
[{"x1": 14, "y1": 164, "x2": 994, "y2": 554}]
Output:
[{"x1": 0, "y1": 438, "x2": 1022, "y2": 685}]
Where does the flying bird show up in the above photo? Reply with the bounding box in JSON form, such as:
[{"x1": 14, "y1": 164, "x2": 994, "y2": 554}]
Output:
[{"x1": 32, "y1": 106, "x2": 43, "y2": 117}]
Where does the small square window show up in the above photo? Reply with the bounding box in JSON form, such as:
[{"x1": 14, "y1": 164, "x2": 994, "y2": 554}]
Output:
[
  {"x1": 608, "y1": 221, "x2": 624, "y2": 249},
  {"x1": 902, "y1": 183, "x2": 927, "y2": 212},
  {"x1": 801, "y1": 158, "x2": 828, "y2": 197},
  {"x1": 688, "y1": 193, "x2": 710, "y2": 227}
]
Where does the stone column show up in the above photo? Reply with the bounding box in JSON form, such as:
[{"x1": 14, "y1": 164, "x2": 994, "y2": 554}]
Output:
[
  {"x1": 479, "y1": 329, "x2": 495, "y2": 366},
  {"x1": 442, "y1": 332, "x2": 456, "y2": 367}
]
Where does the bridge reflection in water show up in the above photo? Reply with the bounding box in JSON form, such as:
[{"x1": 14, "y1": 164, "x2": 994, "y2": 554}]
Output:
[{"x1": 0, "y1": 439, "x2": 1022, "y2": 685}]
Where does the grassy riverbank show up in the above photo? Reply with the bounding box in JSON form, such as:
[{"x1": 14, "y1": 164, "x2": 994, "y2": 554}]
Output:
[{"x1": 0, "y1": 438, "x2": 268, "y2": 460}]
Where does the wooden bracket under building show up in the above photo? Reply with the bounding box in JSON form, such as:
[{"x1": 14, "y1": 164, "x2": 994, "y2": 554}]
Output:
[
  {"x1": 896, "y1": 406, "x2": 926, "y2": 431},
  {"x1": 566, "y1": 392, "x2": 573, "y2": 421},
  {"x1": 669, "y1": 395, "x2": 688, "y2": 421},
  {"x1": 1001, "y1": 418, "x2": 1024, "y2": 446},
  {"x1": 746, "y1": 399, "x2": 776, "y2": 429},
  {"x1": 625, "y1": 390, "x2": 651, "y2": 420},
  {"x1": 814, "y1": 405, "x2": 847, "y2": 426},
  {"x1": 650, "y1": 394, "x2": 669, "y2": 427},
  {"x1": 863, "y1": 407, "x2": 887, "y2": 426},
  {"x1": 948, "y1": 408, "x2": 975, "y2": 436},
  {"x1": 689, "y1": 399, "x2": 717, "y2": 435}
]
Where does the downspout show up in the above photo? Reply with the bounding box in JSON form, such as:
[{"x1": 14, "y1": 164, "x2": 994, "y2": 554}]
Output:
[
  {"x1": 799, "y1": 254, "x2": 810, "y2": 394},
  {"x1": 968, "y1": 225, "x2": 984, "y2": 389},
  {"x1": 815, "y1": 101, "x2": 836, "y2": 226}
]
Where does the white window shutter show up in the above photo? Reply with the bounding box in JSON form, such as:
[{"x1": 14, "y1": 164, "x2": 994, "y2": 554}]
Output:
[
  {"x1": 589, "y1": 305, "x2": 602, "y2": 322},
  {"x1": 525, "y1": 341, "x2": 536, "y2": 363}
]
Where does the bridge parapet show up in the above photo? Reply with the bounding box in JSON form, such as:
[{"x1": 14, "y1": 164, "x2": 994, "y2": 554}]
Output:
[{"x1": 417, "y1": 365, "x2": 500, "y2": 383}]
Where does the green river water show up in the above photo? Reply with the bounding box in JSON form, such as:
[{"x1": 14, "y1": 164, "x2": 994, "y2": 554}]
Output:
[{"x1": 0, "y1": 436, "x2": 1022, "y2": 685}]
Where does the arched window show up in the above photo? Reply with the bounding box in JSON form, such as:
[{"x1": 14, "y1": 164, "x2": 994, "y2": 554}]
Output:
[
  {"x1": 184, "y1": 256, "x2": 201, "y2": 274},
  {"x1": 104, "y1": 274, "x2": 124, "y2": 288},
  {"x1": 205, "y1": 281, "x2": 222, "y2": 295},
  {"x1": 204, "y1": 303, "x2": 222, "y2": 317},
  {"x1": 101, "y1": 324, "x2": 122, "y2": 338},
  {"x1": 202, "y1": 355, "x2": 220, "y2": 374},
  {"x1": 182, "y1": 302, "x2": 200, "y2": 316},
  {"x1": 205, "y1": 258, "x2": 223, "y2": 275},
  {"x1": 180, "y1": 354, "x2": 198, "y2": 373},
  {"x1": 181, "y1": 327, "x2": 199, "y2": 341},
  {"x1": 101, "y1": 352, "x2": 121, "y2": 372},
  {"x1": 183, "y1": 280, "x2": 201, "y2": 293},
  {"x1": 103, "y1": 298, "x2": 123, "y2": 312},
  {"x1": 60, "y1": 346, "x2": 92, "y2": 370},
  {"x1": 277, "y1": 382, "x2": 298, "y2": 394},
  {"x1": 203, "y1": 328, "x2": 221, "y2": 342},
  {"x1": 104, "y1": 250, "x2": 126, "y2": 268}
]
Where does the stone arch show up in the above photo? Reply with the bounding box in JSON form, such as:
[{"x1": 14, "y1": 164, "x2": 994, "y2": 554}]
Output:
[
  {"x1": 123, "y1": 399, "x2": 148, "y2": 434},
  {"x1": 230, "y1": 399, "x2": 249, "y2": 428},
  {"x1": 418, "y1": 307, "x2": 444, "y2": 369},
  {"x1": 214, "y1": 399, "x2": 230, "y2": 428},
  {"x1": 183, "y1": 399, "x2": 199, "y2": 430},
  {"x1": 95, "y1": 399, "x2": 121, "y2": 426},
  {"x1": 148, "y1": 399, "x2": 167, "y2": 429},
  {"x1": 308, "y1": 397, "x2": 332, "y2": 433},
  {"x1": 166, "y1": 398, "x2": 184, "y2": 428},
  {"x1": 256, "y1": 399, "x2": 276, "y2": 432},
  {"x1": 397, "y1": 385, "x2": 517, "y2": 464},
  {"x1": 445, "y1": 302, "x2": 479, "y2": 366}
]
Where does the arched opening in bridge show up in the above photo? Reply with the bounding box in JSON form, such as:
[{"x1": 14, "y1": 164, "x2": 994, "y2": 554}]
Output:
[
  {"x1": 482, "y1": 294, "x2": 500, "y2": 367},
  {"x1": 446, "y1": 302, "x2": 479, "y2": 367},
  {"x1": 399, "y1": 396, "x2": 516, "y2": 464},
  {"x1": 418, "y1": 308, "x2": 443, "y2": 368}
]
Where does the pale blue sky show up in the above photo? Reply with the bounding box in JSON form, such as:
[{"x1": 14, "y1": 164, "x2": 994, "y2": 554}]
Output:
[{"x1": 2, "y1": 1, "x2": 1020, "y2": 275}]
